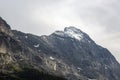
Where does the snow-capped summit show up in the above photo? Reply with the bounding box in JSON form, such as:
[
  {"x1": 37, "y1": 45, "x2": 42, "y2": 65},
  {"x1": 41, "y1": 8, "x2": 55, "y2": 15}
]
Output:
[
  {"x1": 64, "y1": 26, "x2": 84, "y2": 40},
  {"x1": 64, "y1": 26, "x2": 83, "y2": 34},
  {"x1": 52, "y1": 26, "x2": 84, "y2": 41},
  {"x1": 53, "y1": 31, "x2": 65, "y2": 37}
]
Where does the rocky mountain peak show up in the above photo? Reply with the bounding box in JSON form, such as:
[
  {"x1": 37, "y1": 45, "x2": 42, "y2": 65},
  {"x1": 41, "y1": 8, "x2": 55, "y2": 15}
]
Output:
[
  {"x1": 64, "y1": 26, "x2": 83, "y2": 34},
  {"x1": 52, "y1": 26, "x2": 86, "y2": 41},
  {"x1": 64, "y1": 26, "x2": 84, "y2": 40}
]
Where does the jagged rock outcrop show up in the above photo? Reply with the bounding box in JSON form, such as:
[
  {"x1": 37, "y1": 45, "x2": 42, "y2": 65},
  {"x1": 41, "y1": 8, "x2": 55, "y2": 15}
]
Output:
[{"x1": 0, "y1": 17, "x2": 14, "y2": 71}]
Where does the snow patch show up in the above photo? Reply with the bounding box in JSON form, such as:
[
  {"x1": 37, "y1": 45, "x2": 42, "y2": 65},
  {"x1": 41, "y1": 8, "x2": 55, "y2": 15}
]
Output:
[
  {"x1": 20, "y1": 59, "x2": 23, "y2": 61},
  {"x1": 105, "y1": 65, "x2": 108, "y2": 69},
  {"x1": 88, "y1": 79, "x2": 97, "y2": 80},
  {"x1": 65, "y1": 29, "x2": 83, "y2": 41},
  {"x1": 38, "y1": 50, "x2": 41, "y2": 52},
  {"x1": 59, "y1": 37, "x2": 64, "y2": 40},
  {"x1": 88, "y1": 40, "x2": 91, "y2": 43},
  {"x1": 17, "y1": 40, "x2": 21, "y2": 42},
  {"x1": 53, "y1": 27, "x2": 84, "y2": 41},
  {"x1": 77, "y1": 67, "x2": 81, "y2": 70},
  {"x1": 25, "y1": 36, "x2": 28, "y2": 39},
  {"x1": 77, "y1": 67, "x2": 82, "y2": 72},
  {"x1": 54, "y1": 31, "x2": 64, "y2": 36},
  {"x1": 34, "y1": 44, "x2": 40, "y2": 48},
  {"x1": 50, "y1": 56, "x2": 55, "y2": 60}
]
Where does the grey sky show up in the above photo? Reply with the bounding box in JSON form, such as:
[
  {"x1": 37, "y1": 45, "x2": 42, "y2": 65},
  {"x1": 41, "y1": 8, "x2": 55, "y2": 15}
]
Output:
[{"x1": 0, "y1": 0, "x2": 120, "y2": 62}]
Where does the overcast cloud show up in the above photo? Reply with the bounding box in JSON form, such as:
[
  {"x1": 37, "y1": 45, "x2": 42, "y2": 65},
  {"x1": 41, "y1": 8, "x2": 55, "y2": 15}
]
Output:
[{"x1": 0, "y1": 0, "x2": 120, "y2": 62}]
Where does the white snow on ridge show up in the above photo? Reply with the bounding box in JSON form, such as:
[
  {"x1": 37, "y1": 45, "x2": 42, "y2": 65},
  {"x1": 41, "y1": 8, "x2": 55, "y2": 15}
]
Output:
[
  {"x1": 65, "y1": 29, "x2": 83, "y2": 41},
  {"x1": 34, "y1": 44, "x2": 40, "y2": 48},
  {"x1": 54, "y1": 31, "x2": 65, "y2": 36},
  {"x1": 53, "y1": 27, "x2": 84, "y2": 41}
]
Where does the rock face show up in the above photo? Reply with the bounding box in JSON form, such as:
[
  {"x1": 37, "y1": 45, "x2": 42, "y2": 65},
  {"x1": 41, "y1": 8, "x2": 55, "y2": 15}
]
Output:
[
  {"x1": 0, "y1": 17, "x2": 120, "y2": 80},
  {"x1": 0, "y1": 17, "x2": 14, "y2": 71},
  {"x1": 0, "y1": 17, "x2": 69, "y2": 80},
  {"x1": 0, "y1": 17, "x2": 13, "y2": 36}
]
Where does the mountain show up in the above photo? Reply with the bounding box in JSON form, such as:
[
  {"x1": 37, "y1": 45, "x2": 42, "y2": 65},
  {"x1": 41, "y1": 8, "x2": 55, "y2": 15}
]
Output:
[{"x1": 0, "y1": 17, "x2": 120, "y2": 80}]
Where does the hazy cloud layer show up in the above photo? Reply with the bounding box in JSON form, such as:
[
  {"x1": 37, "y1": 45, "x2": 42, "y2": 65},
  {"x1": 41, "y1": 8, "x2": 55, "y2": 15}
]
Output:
[{"x1": 0, "y1": 0, "x2": 120, "y2": 62}]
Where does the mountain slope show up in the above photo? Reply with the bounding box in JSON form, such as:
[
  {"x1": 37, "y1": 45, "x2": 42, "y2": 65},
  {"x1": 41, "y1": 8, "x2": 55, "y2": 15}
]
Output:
[
  {"x1": 13, "y1": 26, "x2": 120, "y2": 80},
  {"x1": 0, "y1": 17, "x2": 120, "y2": 80}
]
